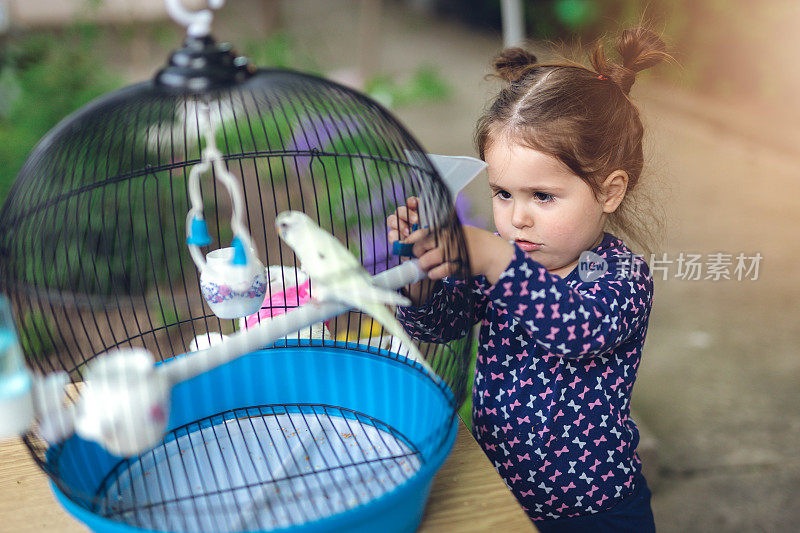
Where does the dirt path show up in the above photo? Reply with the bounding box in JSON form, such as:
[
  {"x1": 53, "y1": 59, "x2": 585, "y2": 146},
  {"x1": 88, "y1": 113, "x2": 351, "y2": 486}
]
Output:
[{"x1": 631, "y1": 96, "x2": 800, "y2": 531}]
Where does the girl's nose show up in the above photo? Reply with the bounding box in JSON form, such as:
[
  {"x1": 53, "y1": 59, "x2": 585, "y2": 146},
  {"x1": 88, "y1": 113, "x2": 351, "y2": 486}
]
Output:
[{"x1": 511, "y1": 201, "x2": 532, "y2": 228}]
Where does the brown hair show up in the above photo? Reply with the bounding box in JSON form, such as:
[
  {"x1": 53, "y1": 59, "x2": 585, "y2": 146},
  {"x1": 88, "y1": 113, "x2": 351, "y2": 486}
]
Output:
[{"x1": 475, "y1": 27, "x2": 671, "y2": 254}]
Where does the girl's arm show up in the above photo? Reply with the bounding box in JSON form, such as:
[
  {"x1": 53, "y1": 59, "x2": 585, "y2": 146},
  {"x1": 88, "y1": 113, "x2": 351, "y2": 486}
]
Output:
[
  {"x1": 465, "y1": 227, "x2": 654, "y2": 359},
  {"x1": 387, "y1": 197, "x2": 488, "y2": 343},
  {"x1": 396, "y1": 276, "x2": 489, "y2": 343}
]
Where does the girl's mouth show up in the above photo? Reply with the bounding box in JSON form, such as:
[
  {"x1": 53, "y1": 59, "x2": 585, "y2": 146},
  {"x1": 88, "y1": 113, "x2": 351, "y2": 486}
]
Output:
[{"x1": 515, "y1": 239, "x2": 542, "y2": 252}]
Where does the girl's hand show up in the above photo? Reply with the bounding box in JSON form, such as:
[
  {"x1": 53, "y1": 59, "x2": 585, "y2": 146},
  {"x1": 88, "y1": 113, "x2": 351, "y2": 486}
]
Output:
[
  {"x1": 387, "y1": 198, "x2": 515, "y2": 284},
  {"x1": 387, "y1": 196, "x2": 420, "y2": 244},
  {"x1": 387, "y1": 197, "x2": 460, "y2": 281},
  {"x1": 408, "y1": 227, "x2": 461, "y2": 280},
  {"x1": 387, "y1": 198, "x2": 433, "y2": 305}
]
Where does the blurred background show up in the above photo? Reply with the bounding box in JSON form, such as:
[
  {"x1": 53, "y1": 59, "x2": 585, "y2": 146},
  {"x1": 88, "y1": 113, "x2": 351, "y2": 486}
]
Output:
[{"x1": 1, "y1": 0, "x2": 798, "y2": 531}]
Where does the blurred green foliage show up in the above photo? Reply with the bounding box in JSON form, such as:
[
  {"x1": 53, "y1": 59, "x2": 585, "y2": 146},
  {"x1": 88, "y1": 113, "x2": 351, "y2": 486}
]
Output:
[
  {"x1": 242, "y1": 31, "x2": 321, "y2": 74},
  {"x1": 18, "y1": 308, "x2": 58, "y2": 361},
  {"x1": 552, "y1": 0, "x2": 600, "y2": 30},
  {"x1": 458, "y1": 331, "x2": 479, "y2": 429},
  {"x1": 365, "y1": 65, "x2": 452, "y2": 109},
  {"x1": 0, "y1": 24, "x2": 123, "y2": 201},
  {"x1": 438, "y1": 0, "x2": 636, "y2": 40}
]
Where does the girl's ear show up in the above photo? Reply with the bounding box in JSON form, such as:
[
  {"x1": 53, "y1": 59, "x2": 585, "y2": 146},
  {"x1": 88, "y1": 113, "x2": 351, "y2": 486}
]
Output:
[{"x1": 601, "y1": 170, "x2": 629, "y2": 213}]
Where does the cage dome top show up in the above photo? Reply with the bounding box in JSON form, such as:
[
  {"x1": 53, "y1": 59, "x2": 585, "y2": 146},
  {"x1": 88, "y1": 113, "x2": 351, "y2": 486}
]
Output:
[{"x1": 155, "y1": 34, "x2": 255, "y2": 92}]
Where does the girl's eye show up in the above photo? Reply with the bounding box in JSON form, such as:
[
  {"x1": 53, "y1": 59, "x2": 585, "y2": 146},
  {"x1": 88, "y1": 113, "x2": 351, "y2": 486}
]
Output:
[
  {"x1": 534, "y1": 192, "x2": 554, "y2": 203},
  {"x1": 493, "y1": 189, "x2": 512, "y2": 200}
]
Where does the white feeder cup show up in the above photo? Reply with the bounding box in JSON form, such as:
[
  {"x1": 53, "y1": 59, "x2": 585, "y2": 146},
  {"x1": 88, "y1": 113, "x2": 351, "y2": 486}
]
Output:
[{"x1": 198, "y1": 244, "x2": 267, "y2": 319}]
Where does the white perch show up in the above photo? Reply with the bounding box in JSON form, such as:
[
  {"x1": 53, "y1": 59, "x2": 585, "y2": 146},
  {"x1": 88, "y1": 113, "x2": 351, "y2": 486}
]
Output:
[{"x1": 162, "y1": 259, "x2": 427, "y2": 385}]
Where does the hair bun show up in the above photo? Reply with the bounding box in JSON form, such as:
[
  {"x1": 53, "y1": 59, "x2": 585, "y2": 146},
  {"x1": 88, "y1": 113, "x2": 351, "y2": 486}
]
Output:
[
  {"x1": 493, "y1": 47, "x2": 539, "y2": 83},
  {"x1": 591, "y1": 26, "x2": 669, "y2": 95}
]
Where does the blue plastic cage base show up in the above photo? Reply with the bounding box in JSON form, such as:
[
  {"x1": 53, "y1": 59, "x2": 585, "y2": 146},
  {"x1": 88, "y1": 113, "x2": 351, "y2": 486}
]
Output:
[{"x1": 49, "y1": 342, "x2": 458, "y2": 533}]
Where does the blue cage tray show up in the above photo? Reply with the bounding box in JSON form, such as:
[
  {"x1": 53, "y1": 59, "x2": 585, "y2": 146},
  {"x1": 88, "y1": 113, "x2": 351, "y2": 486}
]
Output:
[{"x1": 48, "y1": 342, "x2": 458, "y2": 533}]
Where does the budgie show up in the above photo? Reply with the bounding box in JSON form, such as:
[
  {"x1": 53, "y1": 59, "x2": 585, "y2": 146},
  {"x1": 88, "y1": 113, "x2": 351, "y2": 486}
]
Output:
[{"x1": 275, "y1": 210, "x2": 435, "y2": 377}]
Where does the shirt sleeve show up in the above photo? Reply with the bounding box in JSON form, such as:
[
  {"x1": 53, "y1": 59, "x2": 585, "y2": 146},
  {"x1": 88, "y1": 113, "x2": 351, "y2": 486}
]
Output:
[
  {"x1": 484, "y1": 244, "x2": 654, "y2": 359},
  {"x1": 397, "y1": 276, "x2": 490, "y2": 343}
]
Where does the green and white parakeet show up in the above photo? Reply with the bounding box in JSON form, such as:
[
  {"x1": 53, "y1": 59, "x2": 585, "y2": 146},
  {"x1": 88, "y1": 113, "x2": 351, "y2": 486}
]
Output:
[{"x1": 275, "y1": 210, "x2": 434, "y2": 376}]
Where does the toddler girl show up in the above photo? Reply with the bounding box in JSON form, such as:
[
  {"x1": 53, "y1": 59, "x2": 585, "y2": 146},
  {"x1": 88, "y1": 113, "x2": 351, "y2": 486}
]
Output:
[{"x1": 388, "y1": 27, "x2": 668, "y2": 532}]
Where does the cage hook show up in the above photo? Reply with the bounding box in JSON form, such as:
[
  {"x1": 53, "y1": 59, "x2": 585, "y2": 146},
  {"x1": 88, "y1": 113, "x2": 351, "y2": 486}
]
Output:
[{"x1": 164, "y1": 0, "x2": 225, "y2": 38}]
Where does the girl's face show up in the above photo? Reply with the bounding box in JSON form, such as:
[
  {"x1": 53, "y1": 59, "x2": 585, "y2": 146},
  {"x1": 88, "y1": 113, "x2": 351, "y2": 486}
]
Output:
[{"x1": 485, "y1": 140, "x2": 607, "y2": 279}]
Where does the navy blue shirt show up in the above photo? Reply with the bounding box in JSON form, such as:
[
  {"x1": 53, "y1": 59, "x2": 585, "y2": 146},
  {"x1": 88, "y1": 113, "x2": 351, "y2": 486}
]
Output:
[{"x1": 398, "y1": 232, "x2": 654, "y2": 521}]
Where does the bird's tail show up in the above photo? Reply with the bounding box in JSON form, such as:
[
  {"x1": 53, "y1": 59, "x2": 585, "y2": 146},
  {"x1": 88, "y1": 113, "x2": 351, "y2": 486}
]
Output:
[
  {"x1": 363, "y1": 303, "x2": 436, "y2": 378},
  {"x1": 362, "y1": 285, "x2": 410, "y2": 307}
]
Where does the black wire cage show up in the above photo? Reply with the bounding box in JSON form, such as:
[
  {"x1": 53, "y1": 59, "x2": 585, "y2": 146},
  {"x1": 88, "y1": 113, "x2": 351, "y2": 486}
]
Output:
[{"x1": 0, "y1": 18, "x2": 475, "y2": 533}]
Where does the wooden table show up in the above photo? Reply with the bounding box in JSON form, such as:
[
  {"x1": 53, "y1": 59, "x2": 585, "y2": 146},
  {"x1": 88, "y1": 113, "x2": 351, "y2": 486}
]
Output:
[
  {"x1": 0, "y1": 420, "x2": 534, "y2": 532},
  {"x1": 420, "y1": 420, "x2": 535, "y2": 531}
]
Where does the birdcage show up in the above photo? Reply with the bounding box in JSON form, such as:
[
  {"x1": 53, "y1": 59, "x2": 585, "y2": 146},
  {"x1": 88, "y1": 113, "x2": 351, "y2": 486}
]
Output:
[{"x1": 0, "y1": 2, "x2": 484, "y2": 532}]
